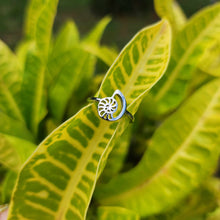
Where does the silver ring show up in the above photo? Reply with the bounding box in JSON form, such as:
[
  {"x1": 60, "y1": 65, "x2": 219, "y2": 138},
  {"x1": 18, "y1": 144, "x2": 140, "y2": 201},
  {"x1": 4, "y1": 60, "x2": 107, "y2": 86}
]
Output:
[{"x1": 89, "y1": 90, "x2": 134, "y2": 122}]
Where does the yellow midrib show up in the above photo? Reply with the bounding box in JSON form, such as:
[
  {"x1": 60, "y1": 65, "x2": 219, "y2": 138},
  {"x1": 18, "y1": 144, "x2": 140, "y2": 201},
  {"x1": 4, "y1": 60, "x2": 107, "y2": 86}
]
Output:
[
  {"x1": 102, "y1": 85, "x2": 220, "y2": 204},
  {"x1": 123, "y1": 22, "x2": 167, "y2": 99},
  {"x1": 56, "y1": 108, "x2": 112, "y2": 220},
  {"x1": 154, "y1": 12, "x2": 220, "y2": 101}
]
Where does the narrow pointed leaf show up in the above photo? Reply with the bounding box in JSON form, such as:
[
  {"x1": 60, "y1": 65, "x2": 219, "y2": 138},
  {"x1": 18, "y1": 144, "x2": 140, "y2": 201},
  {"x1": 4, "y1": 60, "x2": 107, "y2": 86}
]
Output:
[
  {"x1": 83, "y1": 16, "x2": 111, "y2": 44},
  {"x1": 0, "y1": 40, "x2": 23, "y2": 121},
  {"x1": 8, "y1": 20, "x2": 171, "y2": 220},
  {"x1": 48, "y1": 47, "x2": 96, "y2": 122},
  {"x1": 18, "y1": 49, "x2": 47, "y2": 135},
  {"x1": 81, "y1": 44, "x2": 118, "y2": 66},
  {"x1": 52, "y1": 20, "x2": 79, "y2": 54},
  {"x1": 48, "y1": 17, "x2": 111, "y2": 122},
  {"x1": 95, "y1": 79, "x2": 220, "y2": 217},
  {"x1": 154, "y1": 0, "x2": 187, "y2": 33},
  {"x1": 98, "y1": 206, "x2": 139, "y2": 220},
  {"x1": 24, "y1": 0, "x2": 45, "y2": 40},
  {"x1": 19, "y1": 0, "x2": 59, "y2": 134},
  {"x1": 149, "y1": 3, "x2": 220, "y2": 116}
]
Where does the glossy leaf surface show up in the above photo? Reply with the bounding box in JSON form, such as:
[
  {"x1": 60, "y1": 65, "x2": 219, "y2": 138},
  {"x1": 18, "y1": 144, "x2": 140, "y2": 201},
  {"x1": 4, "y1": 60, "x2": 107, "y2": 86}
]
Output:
[
  {"x1": 95, "y1": 79, "x2": 220, "y2": 217},
  {"x1": 8, "y1": 20, "x2": 171, "y2": 220}
]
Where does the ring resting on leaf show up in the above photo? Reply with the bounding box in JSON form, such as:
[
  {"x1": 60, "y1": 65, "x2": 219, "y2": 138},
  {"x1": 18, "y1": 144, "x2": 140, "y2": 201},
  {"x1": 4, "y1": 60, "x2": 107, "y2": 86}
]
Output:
[{"x1": 89, "y1": 90, "x2": 134, "y2": 122}]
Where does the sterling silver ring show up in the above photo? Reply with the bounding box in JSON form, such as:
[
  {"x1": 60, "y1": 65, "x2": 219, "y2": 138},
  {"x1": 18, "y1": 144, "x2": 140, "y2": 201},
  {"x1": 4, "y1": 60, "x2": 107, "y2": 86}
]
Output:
[{"x1": 89, "y1": 90, "x2": 134, "y2": 122}]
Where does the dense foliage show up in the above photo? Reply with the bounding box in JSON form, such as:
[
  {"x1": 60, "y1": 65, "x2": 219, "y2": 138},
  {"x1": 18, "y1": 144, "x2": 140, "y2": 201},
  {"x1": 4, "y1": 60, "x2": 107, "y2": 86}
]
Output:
[{"x1": 0, "y1": 0, "x2": 220, "y2": 219}]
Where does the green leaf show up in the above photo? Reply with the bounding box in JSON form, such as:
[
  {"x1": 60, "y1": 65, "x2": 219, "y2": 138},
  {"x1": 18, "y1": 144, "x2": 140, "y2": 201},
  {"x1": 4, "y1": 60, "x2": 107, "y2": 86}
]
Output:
[
  {"x1": 95, "y1": 79, "x2": 220, "y2": 217},
  {"x1": 48, "y1": 17, "x2": 111, "y2": 122},
  {"x1": 0, "y1": 40, "x2": 23, "y2": 121},
  {"x1": 207, "y1": 208, "x2": 220, "y2": 220},
  {"x1": 0, "y1": 111, "x2": 34, "y2": 142},
  {"x1": 48, "y1": 47, "x2": 96, "y2": 122},
  {"x1": 52, "y1": 20, "x2": 79, "y2": 54},
  {"x1": 15, "y1": 41, "x2": 35, "y2": 70},
  {"x1": 24, "y1": 0, "x2": 59, "y2": 55},
  {"x1": 18, "y1": 49, "x2": 47, "y2": 135},
  {"x1": 0, "y1": 134, "x2": 36, "y2": 171},
  {"x1": 149, "y1": 3, "x2": 220, "y2": 116},
  {"x1": 24, "y1": 0, "x2": 45, "y2": 40},
  {"x1": 98, "y1": 206, "x2": 139, "y2": 220},
  {"x1": 8, "y1": 19, "x2": 171, "y2": 220},
  {"x1": 81, "y1": 44, "x2": 118, "y2": 66},
  {"x1": 1, "y1": 171, "x2": 17, "y2": 203},
  {"x1": 83, "y1": 16, "x2": 111, "y2": 44},
  {"x1": 99, "y1": 127, "x2": 132, "y2": 183},
  {"x1": 154, "y1": 0, "x2": 187, "y2": 33},
  {"x1": 152, "y1": 178, "x2": 220, "y2": 220},
  {"x1": 199, "y1": 40, "x2": 220, "y2": 77},
  {"x1": 19, "y1": 0, "x2": 59, "y2": 135}
]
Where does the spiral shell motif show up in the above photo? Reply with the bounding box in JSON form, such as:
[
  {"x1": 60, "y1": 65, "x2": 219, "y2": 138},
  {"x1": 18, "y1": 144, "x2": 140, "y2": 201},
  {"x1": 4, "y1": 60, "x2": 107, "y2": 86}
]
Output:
[{"x1": 98, "y1": 97, "x2": 118, "y2": 120}]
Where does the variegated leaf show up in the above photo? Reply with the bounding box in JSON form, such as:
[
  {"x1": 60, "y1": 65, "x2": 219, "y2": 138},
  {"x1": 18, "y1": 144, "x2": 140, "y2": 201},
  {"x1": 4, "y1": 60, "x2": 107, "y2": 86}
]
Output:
[
  {"x1": 8, "y1": 20, "x2": 171, "y2": 220},
  {"x1": 18, "y1": 0, "x2": 59, "y2": 135},
  {"x1": 154, "y1": 0, "x2": 187, "y2": 33},
  {"x1": 95, "y1": 79, "x2": 220, "y2": 217},
  {"x1": 0, "y1": 134, "x2": 36, "y2": 172},
  {"x1": 0, "y1": 40, "x2": 23, "y2": 121},
  {"x1": 149, "y1": 3, "x2": 220, "y2": 116}
]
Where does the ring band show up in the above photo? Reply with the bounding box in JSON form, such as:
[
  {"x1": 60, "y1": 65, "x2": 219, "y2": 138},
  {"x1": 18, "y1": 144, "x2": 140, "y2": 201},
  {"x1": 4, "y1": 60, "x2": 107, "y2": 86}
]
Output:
[{"x1": 89, "y1": 90, "x2": 134, "y2": 122}]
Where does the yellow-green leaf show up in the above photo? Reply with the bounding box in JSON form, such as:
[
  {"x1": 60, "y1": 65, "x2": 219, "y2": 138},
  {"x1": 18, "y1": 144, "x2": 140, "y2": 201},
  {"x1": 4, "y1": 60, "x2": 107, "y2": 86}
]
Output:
[
  {"x1": 8, "y1": 19, "x2": 171, "y2": 220},
  {"x1": 81, "y1": 44, "x2": 118, "y2": 66},
  {"x1": 48, "y1": 17, "x2": 111, "y2": 122},
  {"x1": 24, "y1": 0, "x2": 59, "y2": 56},
  {"x1": 95, "y1": 79, "x2": 220, "y2": 217},
  {"x1": 0, "y1": 134, "x2": 36, "y2": 172},
  {"x1": 98, "y1": 206, "x2": 139, "y2": 220},
  {"x1": 1, "y1": 171, "x2": 17, "y2": 203},
  {"x1": 19, "y1": 0, "x2": 59, "y2": 135},
  {"x1": 83, "y1": 16, "x2": 111, "y2": 44},
  {"x1": 48, "y1": 47, "x2": 96, "y2": 122},
  {"x1": 199, "y1": 40, "x2": 220, "y2": 77},
  {"x1": 0, "y1": 40, "x2": 23, "y2": 122},
  {"x1": 154, "y1": 0, "x2": 187, "y2": 33},
  {"x1": 207, "y1": 208, "x2": 220, "y2": 220},
  {"x1": 52, "y1": 20, "x2": 79, "y2": 54},
  {"x1": 0, "y1": 112, "x2": 34, "y2": 142},
  {"x1": 99, "y1": 127, "x2": 132, "y2": 183},
  {"x1": 18, "y1": 49, "x2": 47, "y2": 135},
  {"x1": 24, "y1": 0, "x2": 45, "y2": 40},
  {"x1": 149, "y1": 3, "x2": 220, "y2": 116}
]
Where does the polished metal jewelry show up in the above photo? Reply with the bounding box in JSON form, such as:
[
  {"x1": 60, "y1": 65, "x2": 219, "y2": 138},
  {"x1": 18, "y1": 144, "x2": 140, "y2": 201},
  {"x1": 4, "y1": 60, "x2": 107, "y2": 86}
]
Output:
[{"x1": 90, "y1": 90, "x2": 134, "y2": 122}]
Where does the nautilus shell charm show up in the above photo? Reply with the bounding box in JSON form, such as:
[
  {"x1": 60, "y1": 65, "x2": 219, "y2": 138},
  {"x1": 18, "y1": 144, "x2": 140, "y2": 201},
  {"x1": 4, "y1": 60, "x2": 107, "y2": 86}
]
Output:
[
  {"x1": 98, "y1": 97, "x2": 118, "y2": 120},
  {"x1": 90, "y1": 90, "x2": 134, "y2": 122}
]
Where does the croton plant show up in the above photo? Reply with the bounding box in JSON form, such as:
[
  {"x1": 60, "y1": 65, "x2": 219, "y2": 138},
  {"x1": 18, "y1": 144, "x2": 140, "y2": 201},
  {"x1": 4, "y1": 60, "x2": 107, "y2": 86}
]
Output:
[{"x1": 0, "y1": 0, "x2": 220, "y2": 219}]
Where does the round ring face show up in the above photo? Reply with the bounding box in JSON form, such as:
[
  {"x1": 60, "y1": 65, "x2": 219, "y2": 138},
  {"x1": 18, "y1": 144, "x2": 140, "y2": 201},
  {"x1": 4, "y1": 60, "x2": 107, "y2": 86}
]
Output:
[{"x1": 98, "y1": 97, "x2": 118, "y2": 120}]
